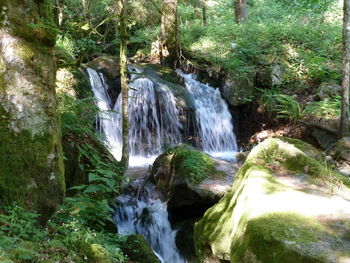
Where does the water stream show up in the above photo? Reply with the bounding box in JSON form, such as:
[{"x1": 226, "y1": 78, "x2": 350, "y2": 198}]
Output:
[
  {"x1": 114, "y1": 187, "x2": 186, "y2": 263},
  {"x1": 87, "y1": 66, "x2": 181, "y2": 167},
  {"x1": 177, "y1": 70, "x2": 238, "y2": 161},
  {"x1": 87, "y1": 65, "x2": 238, "y2": 263}
]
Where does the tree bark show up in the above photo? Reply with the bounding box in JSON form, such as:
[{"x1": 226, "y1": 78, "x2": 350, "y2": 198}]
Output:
[
  {"x1": 118, "y1": 0, "x2": 129, "y2": 169},
  {"x1": 160, "y1": 0, "x2": 180, "y2": 67},
  {"x1": 202, "y1": 5, "x2": 207, "y2": 26},
  {"x1": 0, "y1": 0, "x2": 65, "y2": 223},
  {"x1": 340, "y1": 0, "x2": 350, "y2": 138},
  {"x1": 235, "y1": 0, "x2": 248, "y2": 24}
]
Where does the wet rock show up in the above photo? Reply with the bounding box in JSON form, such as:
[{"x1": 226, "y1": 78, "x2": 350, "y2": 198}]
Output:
[
  {"x1": 150, "y1": 145, "x2": 237, "y2": 208},
  {"x1": 194, "y1": 138, "x2": 350, "y2": 263},
  {"x1": 121, "y1": 235, "x2": 161, "y2": 263}
]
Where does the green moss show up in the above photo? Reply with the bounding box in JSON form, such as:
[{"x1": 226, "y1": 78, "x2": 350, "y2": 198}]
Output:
[
  {"x1": 194, "y1": 138, "x2": 350, "y2": 262},
  {"x1": 121, "y1": 235, "x2": 160, "y2": 263},
  {"x1": 232, "y1": 213, "x2": 329, "y2": 263},
  {"x1": 0, "y1": 105, "x2": 65, "y2": 221},
  {"x1": 80, "y1": 243, "x2": 112, "y2": 263},
  {"x1": 6, "y1": 0, "x2": 57, "y2": 47},
  {"x1": 172, "y1": 145, "x2": 216, "y2": 184}
]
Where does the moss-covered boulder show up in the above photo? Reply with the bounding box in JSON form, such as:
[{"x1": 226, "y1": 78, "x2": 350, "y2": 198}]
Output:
[
  {"x1": 120, "y1": 235, "x2": 160, "y2": 263},
  {"x1": 150, "y1": 145, "x2": 235, "y2": 208},
  {"x1": 194, "y1": 137, "x2": 350, "y2": 263},
  {"x1": 80, "y1": 242, "x2": 112, "y2": 263},
  {"x1": 0, "y1": 0, "x2": 65, "y2": 223},
  {"x1": 222, "y1": 71, "x2": 254, "y2": 106}
]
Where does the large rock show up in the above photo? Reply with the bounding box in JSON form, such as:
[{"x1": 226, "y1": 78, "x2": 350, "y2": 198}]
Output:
[
  {"x1": 316, "y1": 82, "x2": 342, "y2": 100},
  {"x1": 194, "y1": 137, "x2": 350, "y2": 263},
  {"x1": 0, "y1": 0, "x2": 64, "y2": 223},
  {"x1": 222, "y1": 72, "x2": 254, "y2": 106},
  {"x1": 120, "y1": 235, "x2": 160, "y2": 263},
  {"x1": 150, "y1": 145, "x2": 236, "y2": 208},
  {"x1": 333, "y1": 137, "x2": 350, "y2": 161}
]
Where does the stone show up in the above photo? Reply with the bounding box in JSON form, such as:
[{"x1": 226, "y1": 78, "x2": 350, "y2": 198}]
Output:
[
  {"x1": 271, "y1": 64, "x2": 284, "y2": 86},
  {"x1": 150, "y1": 145, "x2": 237, "y2": 208},
  {"x1": 334, "y1": 137, "x2": 350, "y2": 161},
  {"x1": 0, "y1": 0, "x2": 65, "y2": 223},
  {"x1": 316, "y1": 82, "x2": 342, "y2": 100},
  {"x1": 222, "y1": 72, "x2": 254, "y2": 106},
  {"x1": 194, "y1": 138, "x2": 350, "y2": 263},
  {"x1": 121, "y1": 235, "x2": 160, "y2": 263}
]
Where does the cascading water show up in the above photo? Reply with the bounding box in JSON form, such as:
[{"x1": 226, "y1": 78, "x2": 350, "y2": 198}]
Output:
[
  {"x1": 114, "y1": 188, "x2": 186, "y2": 263},
  {"x1": 87, "y1": 67, "x2": 182, "y2": 167},
  {"x1": 88, "y1": 65, "x2": 239, "y2": 263},
  {"x1": 87, "y1": 68, "x2": 122, "y2": 159},
  {"x1": 177, "y1": 70, "x2": 238, "y2": 160}
]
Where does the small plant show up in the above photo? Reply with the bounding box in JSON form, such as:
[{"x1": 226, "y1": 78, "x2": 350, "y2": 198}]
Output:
[
  {"x1": 273, "y1": 94, "x2": 304, "y2": 123},
  {"x1": 258, "y1": 87, "x2": 280, "y2": 120}
]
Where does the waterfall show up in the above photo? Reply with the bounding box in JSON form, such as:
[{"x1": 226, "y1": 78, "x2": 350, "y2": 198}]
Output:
[
  {"x1": 87, "y1": 68, "x2": 122, "y2": 160},
  {"x1": 114, "y1": 190, "x2": 186, "y2": 263},
  {"x1": 87, "y1": 66, "x2": 238, "y2": 166},
  {"x1": 177, "y1": 70, "x2": 238, "y2": 161},
  {"x1": 87, "y1": 67, "x2": 182, "y2": 167}
]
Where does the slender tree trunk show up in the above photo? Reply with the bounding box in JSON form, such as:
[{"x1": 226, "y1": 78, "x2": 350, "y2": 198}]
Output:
[
  {"x1": 340, "y1": 0, "x2": 350, "y2": 138},
  {"x1": 118, "y1": 0, "x2": 129, "y2": 169},
  {"x1": 160, "y1": 0, "x2": 180, "y2": 67},
  {"x1": 235, "y1": 0, "x2": 248, "y2": 24},
  {"x1": 202, "y1": 5, "x2": 207, "y2": 26},
  {"x1": 0, "y1": 0, "x2": 65, "y2": 224}
]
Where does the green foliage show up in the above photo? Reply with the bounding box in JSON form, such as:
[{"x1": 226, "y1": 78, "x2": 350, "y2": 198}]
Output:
[
  {"x1": 58, "y1": 94, "x2": 123, "y2": 230},
  {"x1": 304, "y1": 96, "x2": 341, "y2": 119},
  {"x1": 173, "y1": 145, "x2": 215, "y2": 184},
  {"x1": 273, "y1": 94, "x2": 304, "y2": 123},
  {"x1": 59, "y1": 94, "x2": 99, "y2": 138},
  {"x1": 0, "y1": 205, "x2": 126, "y2": 263},
  {"x1": 175, "y1": 0, "x2": 342, "y2": 91}
]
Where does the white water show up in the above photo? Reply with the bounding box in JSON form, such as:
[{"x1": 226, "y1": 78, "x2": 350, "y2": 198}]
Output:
[
  {"x1": 177, "y1": 70, "x2": 238, "y2": 161},
  {"x1": 114, "y1": 192, "x2": 186, "y2": 263},
  {"x1": 87, "y1": 67, "x2": 181, "y2": 167}
]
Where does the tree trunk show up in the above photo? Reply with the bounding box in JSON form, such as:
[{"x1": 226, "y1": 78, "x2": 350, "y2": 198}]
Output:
[
  {"x1": 340, "y1": 0, "x2": 350, "y2": 138},
  {"x1": 0, "y1": 0, "x2": 65, "y2": 223},
  {"x1": 235, "y1": 0, "x2": 248, "y2": 24},
  {"x1": 160, "y1": 0, "x2": 180, "y2": 67},
  {"x1": 202, "y1": 5, "x2": 207, "y2": 26},
  {"x1": 118, "y1": 0, "x2": 129, "y2": 169}
]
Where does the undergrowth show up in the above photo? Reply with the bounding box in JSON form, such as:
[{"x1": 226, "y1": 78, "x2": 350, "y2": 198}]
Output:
[{"x1": 0, "y1": 95, "x2": 126, "y2": 262}]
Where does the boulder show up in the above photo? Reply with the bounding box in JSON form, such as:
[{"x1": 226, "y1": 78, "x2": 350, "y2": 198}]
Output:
[
  {"x1": 150, "y1": 145, "x2": 237, "y2": 208},
  {"x1": 194, "y1": 137, "x2": 350, "y2": 263},
  {"x1": 271, "y1": 64, "x2": 284, "y2": 86},
  {"x1": 333, "y1": 137, "x2": 350, "y2": 161},
  {"x1": 316, "y1": 82, "x2": 342, "y2": 100},
  {"x1": 121, "y1": 235, "x2": 160, "y2": 263},
  {"x1": 222, "y1": 72, "x2": 254, "y2": 106}
]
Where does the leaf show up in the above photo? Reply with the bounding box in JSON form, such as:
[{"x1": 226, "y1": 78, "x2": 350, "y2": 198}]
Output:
[{"x1": 81, "y1": 23, "x2": 90, "y2": 31}]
